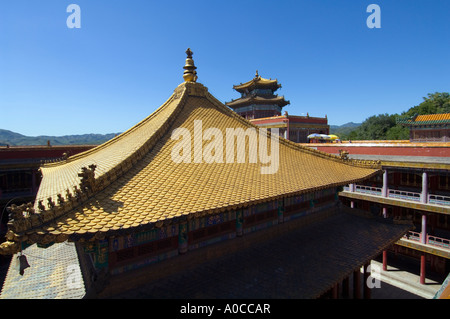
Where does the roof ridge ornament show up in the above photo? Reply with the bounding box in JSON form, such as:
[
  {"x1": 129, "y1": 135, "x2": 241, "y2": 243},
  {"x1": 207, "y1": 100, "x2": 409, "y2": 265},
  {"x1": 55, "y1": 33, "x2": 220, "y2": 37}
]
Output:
[{"x1": 183, "y1": 48, "x2": 198, "y2": 82}]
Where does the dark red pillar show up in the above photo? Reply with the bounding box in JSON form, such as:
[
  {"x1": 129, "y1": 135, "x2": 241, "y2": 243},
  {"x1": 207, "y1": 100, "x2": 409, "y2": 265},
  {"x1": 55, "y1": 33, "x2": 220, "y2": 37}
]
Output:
[
  {"x1": 331, "y1": 284, "x2": 339, "y2": 299},
  {"x1": 353, "y1": 269, "x2": 361, "y2": 299},
  {"x1": 342, "y1": 277, "x2": 350, "y2": 298},
  {"x1": 363, "y1": 263, "x2": 372, "y2": 299},
  {"x1": 420, "y1": 254, "x2": 426, "y2": 285},
  {"x1": 382, "y1": 250, "x2": 388, "y2": 271}
]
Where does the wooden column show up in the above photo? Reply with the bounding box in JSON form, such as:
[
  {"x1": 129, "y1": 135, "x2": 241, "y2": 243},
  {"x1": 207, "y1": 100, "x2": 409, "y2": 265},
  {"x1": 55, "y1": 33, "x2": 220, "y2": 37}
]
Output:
[
  {"x1": 382, "y1": 250, "x2": 388, "y2": 271},
  {"x1": 382, "y1": 207, "x2": 387, "y2": 218},
  {"x1": 382, "y1": 208, "x2": 388, "y2": 271},
  {"x1": 382, "y1": 169, "x2": 388, "y2": 197},
  {"x1": 363, "y1": 263, "x2": 372, "y2": 299},
  {"x1": 342, "y1": 277, "x2": 350, "y2": 298},
  {"x1": 420, "y1": 254, "x2": 426, "y2": 285},
  {"x1": 353, "y1": 269, "x2": 361, "y2": 299},
  {"x1": 421, "y1": 171, "x2": 428, "y2": 204},
  {"x1": 331, "y1": 283, "x2": 339, "y2": 299},
  {"x1": 421, "y1": 214, "x2": 427, "y2": 244}
]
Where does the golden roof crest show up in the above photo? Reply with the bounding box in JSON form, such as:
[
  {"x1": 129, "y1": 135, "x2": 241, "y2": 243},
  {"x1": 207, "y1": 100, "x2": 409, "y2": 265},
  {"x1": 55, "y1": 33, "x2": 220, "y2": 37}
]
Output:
[{"x1": 183, "y1": 48, "x2": 198, "y2": 82}]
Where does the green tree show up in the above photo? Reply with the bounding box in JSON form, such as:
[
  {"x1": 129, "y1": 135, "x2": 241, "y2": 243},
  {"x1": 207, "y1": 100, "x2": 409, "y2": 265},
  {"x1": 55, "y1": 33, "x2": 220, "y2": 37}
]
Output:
[
  {"x1": 403, "y1": 92, "x2": 450, "y2": 117},
  {"x1": 345, "y1": 92, "x2": 449, "y2": 141},
  {"x1": 385, "y1": 124, "x2": 409, "y2": 140},
  {"x1": 352, "y1": 114, "x2": 396, "y2": 140}
]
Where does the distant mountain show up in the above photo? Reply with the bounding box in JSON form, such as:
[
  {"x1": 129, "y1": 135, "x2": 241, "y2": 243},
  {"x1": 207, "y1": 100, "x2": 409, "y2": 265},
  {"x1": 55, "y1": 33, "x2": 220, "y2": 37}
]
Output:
[
  {"x1": 329, "y1": 122, "x2": 361, "y2": 138},
  {"x1": 0, "y1": 129, "x2": 120, "y2": 146},
  {"x1": 330, "y1": 122, "x2": 361, "y2": 129}
]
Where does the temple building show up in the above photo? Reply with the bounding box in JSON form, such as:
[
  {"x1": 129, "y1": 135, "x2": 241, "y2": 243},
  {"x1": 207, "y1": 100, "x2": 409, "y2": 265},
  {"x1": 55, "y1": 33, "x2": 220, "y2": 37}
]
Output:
[
  {"x1": 397, "y1": 113, "x2": 450, "y2": 142},
  {"x1": 308, "y1": 140, "x2": 450, "y2": 292},
  {"x1": 0, "y1": 50, "x2": 412, "y2": 299},
  {"x1": 0, "y1": 145, "x2": 93, "y2": 208},
  {"x1": 0, "y1": 145, "x2": 94, "y2": 240},
  {"x1": 226, "y1": 72, "x2": 329, "y2": 142},
  {"x1": 226, "y1": 71, "x2": 290, "y2": 119}
]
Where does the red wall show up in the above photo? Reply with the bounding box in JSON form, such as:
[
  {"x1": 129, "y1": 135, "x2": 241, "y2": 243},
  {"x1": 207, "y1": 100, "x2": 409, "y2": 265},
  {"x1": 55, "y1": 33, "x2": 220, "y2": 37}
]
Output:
[
  {"x1": 309, "y1": 144, "x2": 450, "y2": 158},
  {"x1": 0, "y1": 146, "x2": 94, "y2": 160}
]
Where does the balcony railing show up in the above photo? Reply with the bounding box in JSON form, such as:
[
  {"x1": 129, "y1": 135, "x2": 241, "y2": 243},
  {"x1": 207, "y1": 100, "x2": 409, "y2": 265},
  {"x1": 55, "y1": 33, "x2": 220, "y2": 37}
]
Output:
[
  {"x1": 429, "y1": 194, "x2": 450, "y2": 206},
  {"x1": 343, "y1": 185, "x2": 450, "y2": 207},
  {"x1": 388, "y1": 189, "x2": 421, "y2": 202},
  {"x1": 355, "y1": 185, "x2": 382, "y2": 196},
  {"x1": 402, "y1": 231, "x2": 450, "y2": 250}
]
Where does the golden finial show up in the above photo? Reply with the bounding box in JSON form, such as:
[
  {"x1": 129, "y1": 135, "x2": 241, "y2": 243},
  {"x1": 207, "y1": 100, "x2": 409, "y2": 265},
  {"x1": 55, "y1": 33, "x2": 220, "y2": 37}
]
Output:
[
  {"x1": 255, "y1": 70, "x2": 259, "y2": 78},
  {"x1": 183, "y1": 48, "x2": 197, "y2": 82}
]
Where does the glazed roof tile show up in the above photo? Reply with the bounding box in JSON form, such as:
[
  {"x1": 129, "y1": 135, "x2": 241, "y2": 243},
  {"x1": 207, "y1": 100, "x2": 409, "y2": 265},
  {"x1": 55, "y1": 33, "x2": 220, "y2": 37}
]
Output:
[
  {"x1": 233, "y1": 74, "x2": 281, "y2": 93},
  {"x1": 0, "y1": 242, "x2": 85, "y2": 299},
  {"x1": 226, "y1": 94, "x2": 290, "y2": 108},
  {"x1": 2, "y1": 79, "x2": 381, "y2": 251},
  {"x1": 104, "y1": 209, "x2": 411, "y2": 299},
  {"x1": 398, "y1": 113, "x2": 450, "y2": 126},
  {"x1": 415, "y1": 113, "x2": 450, "y2": 123}
]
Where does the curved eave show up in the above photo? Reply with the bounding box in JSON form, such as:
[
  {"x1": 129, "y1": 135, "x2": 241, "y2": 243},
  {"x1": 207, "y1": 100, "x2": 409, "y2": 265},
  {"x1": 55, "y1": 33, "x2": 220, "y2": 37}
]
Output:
[
  {"x1": 233, "y1": 77, "x2": 281, "y2": 93},
  {"x1": 2, "y1": 166, "x2": 381, "y2": 250},
  {"x1": 226, "y1": 96, "x2": 290, "y2": 109},
  {"x1": 405, "y1": 121, "x2": 450, "y2": 126}
]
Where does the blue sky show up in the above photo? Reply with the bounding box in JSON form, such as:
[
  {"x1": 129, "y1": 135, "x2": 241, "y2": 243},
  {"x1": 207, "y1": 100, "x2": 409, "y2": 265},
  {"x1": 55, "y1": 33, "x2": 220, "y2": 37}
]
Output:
[{"x1": 1, "y1": 0, "x2": 449, "y2": 136}]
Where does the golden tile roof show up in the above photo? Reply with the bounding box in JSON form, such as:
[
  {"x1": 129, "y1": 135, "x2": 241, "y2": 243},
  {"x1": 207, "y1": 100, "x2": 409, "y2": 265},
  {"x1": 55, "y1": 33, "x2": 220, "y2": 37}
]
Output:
[
  {"x1": 414, "y1": 113, "x2": 450, "y2": 123},
  {"x1": 398, "y1": 113, "x2": 450, "y2": 126},
  {"x1": 233, "y1": 71, "x2": 281, "y2": 93},
  {"x1": 0, "y1": 53, "x2": 382, "y2": 253}
]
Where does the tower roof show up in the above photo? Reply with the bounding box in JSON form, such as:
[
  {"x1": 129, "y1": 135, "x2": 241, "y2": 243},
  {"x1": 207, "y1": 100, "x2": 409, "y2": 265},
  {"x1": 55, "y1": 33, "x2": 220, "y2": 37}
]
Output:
[
  {"x1": 0, "y1": 50, "x2": 381, "y2": 254},
  {"x1": 233, "y1": 71, "x2": 282, "y2": 93},
  {"x1": 226, "y1": 94, "x2": 290, "y2": 109}
]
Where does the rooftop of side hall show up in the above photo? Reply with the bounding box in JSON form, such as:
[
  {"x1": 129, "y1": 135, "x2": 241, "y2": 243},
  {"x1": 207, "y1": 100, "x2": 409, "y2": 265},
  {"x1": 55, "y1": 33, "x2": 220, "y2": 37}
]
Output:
[
  {"x1": 309, "y1": 140, "x2": 450, "y2": 263},
  {"x1": 305, "y1": 140, "x2": 450, "y2": 167}
]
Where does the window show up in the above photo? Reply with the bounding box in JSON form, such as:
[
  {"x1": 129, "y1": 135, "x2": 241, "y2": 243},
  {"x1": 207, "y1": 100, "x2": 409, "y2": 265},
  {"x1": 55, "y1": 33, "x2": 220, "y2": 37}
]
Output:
[
  {"x1": 110, "y1": 236, "x2": 178, "y2": 266},
  {"x1": 188, "y1": 220, "x2": 236, "y2": 244},
  {"x1": 244, "y1": 209, "x2": 278, "y2": 227}
]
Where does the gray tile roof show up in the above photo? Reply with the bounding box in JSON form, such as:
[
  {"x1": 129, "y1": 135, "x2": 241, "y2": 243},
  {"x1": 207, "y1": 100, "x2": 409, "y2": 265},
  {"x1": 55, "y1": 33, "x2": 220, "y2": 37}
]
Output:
[
  {"x1": 0, "y1": 241, "x2": 85, "y2": 299},
  {"x1": 105, "y1": 210, "x2": 410, "y2": 299}
]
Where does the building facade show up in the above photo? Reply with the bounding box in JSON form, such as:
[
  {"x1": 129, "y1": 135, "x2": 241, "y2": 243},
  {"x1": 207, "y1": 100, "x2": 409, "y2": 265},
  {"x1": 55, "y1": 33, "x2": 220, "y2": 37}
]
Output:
[
  {"x1": 308, "y1": 141, "x2": 450, "y2": 284},
  {"x1": 398, "y1": 113, "x2": 450, "y2": 142},
  {"x1": 226, "y1": 72, "x2": 329, "y2": 143},
  {"x1": 0, "y1": 145, "x2": 94, "y2": 230}
]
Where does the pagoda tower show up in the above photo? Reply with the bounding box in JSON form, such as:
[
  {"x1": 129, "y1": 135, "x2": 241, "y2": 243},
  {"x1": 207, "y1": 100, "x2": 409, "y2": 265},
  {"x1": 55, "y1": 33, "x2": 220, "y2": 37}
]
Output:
[
  {"x1": 226, "y1": 71, "x2": 290, "y2": 120},
  {"x1": 226, "y1": 71, "x2": 329, "y2": 143}
]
